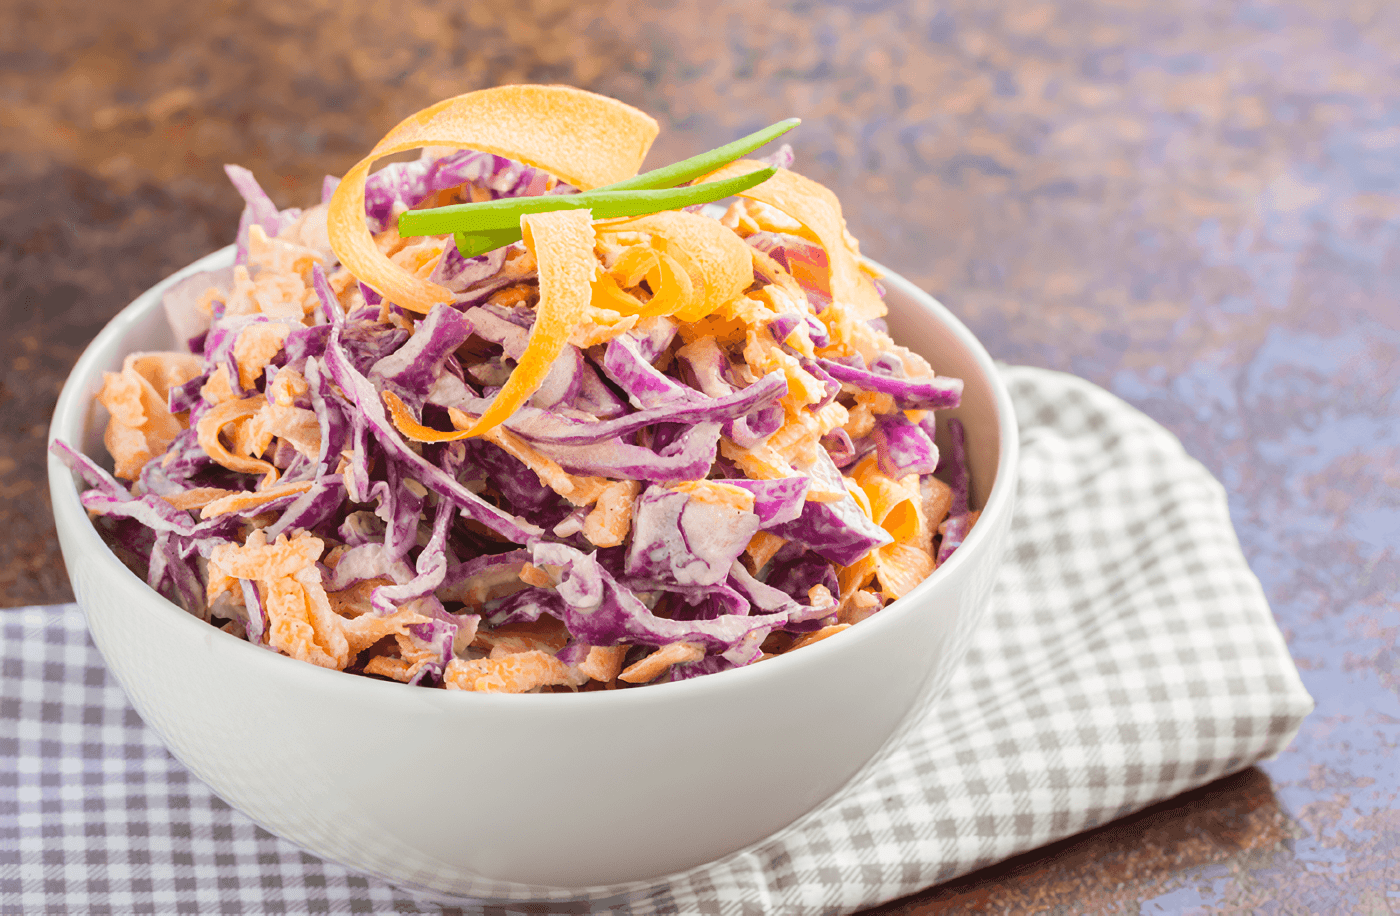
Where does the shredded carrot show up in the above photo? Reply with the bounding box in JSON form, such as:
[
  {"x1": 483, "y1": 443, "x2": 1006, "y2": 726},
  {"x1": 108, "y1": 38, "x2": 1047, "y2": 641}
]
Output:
[
  {"x1": 618, "y1": 642, "x2": 705, "y2": 684},
  {"x1": 745, "y1": 531, "x2": 787, "y2": 574},
  {"x1": 701, "y1": 161, "x2": 885, "y2": 320},
  {"x1": 444, "y1": 650, "x2": 573, "y2": 693},
  {"x1": 198, "y1": 480, "x2": 315, "y2": 519},
  {"x1": 195, "y1": 397, "x2": 279, "y2": 487},
  {"x1": 160, "y1": 487, "x2": 238, "y2": 512},
  {"x1": 96, "y1": 352, "x2": 201, "y2": 479},
  {"x1": 578, "y1": 645, "x2": 628, "y2": 683},
  {"x1": 582, "y1": 480, "x2": 641, "y2": 548}
]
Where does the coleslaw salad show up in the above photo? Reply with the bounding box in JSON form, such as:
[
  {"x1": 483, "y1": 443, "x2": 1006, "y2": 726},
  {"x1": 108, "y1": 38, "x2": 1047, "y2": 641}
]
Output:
[{"x1": 51, "y1": 86, "x2": 977, "y2": 692}]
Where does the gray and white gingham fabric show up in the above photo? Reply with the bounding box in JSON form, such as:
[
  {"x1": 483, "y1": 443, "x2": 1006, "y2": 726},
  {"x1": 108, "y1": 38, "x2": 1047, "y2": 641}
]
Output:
[{"x1": 2, "y1": 366, "x2": 1313, "y2": 915}]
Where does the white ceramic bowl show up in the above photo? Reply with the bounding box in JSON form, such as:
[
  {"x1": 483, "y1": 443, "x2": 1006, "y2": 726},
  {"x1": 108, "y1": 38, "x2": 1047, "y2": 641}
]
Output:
[{"x1": 47, "y1": 245, "x2": 1018, "y2": 901}]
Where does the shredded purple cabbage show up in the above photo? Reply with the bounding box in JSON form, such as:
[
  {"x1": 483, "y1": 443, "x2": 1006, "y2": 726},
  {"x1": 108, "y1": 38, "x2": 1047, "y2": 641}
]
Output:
[
  {"x1": 625, "y1": 486, "x2": 761, "y2": 586},
  {"x1": 816, "y1": 358, "x2": 964, "y2": 411},
  {"x1": 226, "y1": 165, "x2": 302, "y2": 266},
  {"x1": 769, "y1": 449, "x2": 894, "y2": 566}
]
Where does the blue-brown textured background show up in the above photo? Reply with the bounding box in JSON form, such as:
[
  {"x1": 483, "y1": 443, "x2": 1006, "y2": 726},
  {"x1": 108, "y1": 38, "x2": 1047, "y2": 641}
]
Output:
[{"x1": 2, "y1": 0, "x2": 1396, "y2": 910}]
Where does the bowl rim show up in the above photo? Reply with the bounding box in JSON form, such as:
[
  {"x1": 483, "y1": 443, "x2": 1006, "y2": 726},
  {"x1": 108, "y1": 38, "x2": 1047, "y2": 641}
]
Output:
[{"x1": 47, "y1": 244, "x2": 1019, "y2": 708}]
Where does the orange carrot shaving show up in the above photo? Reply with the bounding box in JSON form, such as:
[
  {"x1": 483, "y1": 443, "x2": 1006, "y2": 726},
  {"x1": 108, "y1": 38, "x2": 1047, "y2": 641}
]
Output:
[
  {"x1": 199, "y1": 366, "x2": 237, "y2": 407},
  {"x1": 97, "y1": 352, "x2": 202, "y2": 479},
  {"x1": 871, "y1": 541, "x2": 934, "y2": 599},
  {"x1": 745, "y1": 531, "x2": 787, "y2": 574},
  {"x1": 618, "y1": 642, "x2": 705, "y2": 684},
  {"x1": 849, "y1": 455, "x2": 936, "y2": 597},
  {"x1": 582, "y1": 480, "x2": 641, "y2": 548},
  {"x1": 578, "y1": 645, "x2": 628, "y2": 683},
  {"x1": 590, "y1": 246, "x2": 694, "y2": 318},
  {"x1": 596, "y1": 210, "x2": 753, "y2": 322},
  {"x1": 443, "y1": 650, "x2": 573, "y2": 693},
  {"x1": 195, "y1": 397, "x2": 279, "y2": 487},
  {"x1": 518, "y1": 562, "x2": 554, "y2": 588},
  {"x1": 198, "y1": 480, "x2": 315, "y2": 519},
  {"x1": 380, "y1": 390, "x2": 465, "y2": 443},
  {"x1": 363, "y1": 657, "x2": 416, "y2": 682},
  {"x1": 208, "y1": 530, "x2": 348, "y2": 669},
  {"x1": 160, "y1": 487, "x2": 238, "y2": 512},
  {"x1": 340, "y1": 607, "x2": 433, "y2": 656},
  {"x1": 837, "y1": 553, "x2": 877, "y2": 599}
]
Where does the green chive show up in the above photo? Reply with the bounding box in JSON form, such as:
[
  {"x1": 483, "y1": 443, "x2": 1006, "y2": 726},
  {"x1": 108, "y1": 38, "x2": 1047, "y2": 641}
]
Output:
[
  {"x1": 401, "y1": 117, "x2": 799, "y2": 258},
  {"x1": 601, "y1": 117, "x2": 799, "y2": 192},
  {"x1": 399, "y1": 166, "x2": 776, "y2": 239}
]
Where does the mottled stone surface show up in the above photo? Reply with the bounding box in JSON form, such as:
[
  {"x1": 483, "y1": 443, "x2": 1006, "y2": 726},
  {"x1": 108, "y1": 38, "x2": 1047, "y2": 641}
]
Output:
[{"x1": 3, "y1": 0, "x2": 1396, "y2": 910}]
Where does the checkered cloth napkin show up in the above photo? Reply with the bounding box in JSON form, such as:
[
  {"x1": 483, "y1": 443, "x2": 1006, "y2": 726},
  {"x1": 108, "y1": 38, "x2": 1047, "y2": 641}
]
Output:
[{"x1": 2, "y1": 366, "x2": 1313, "y2": 915}]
